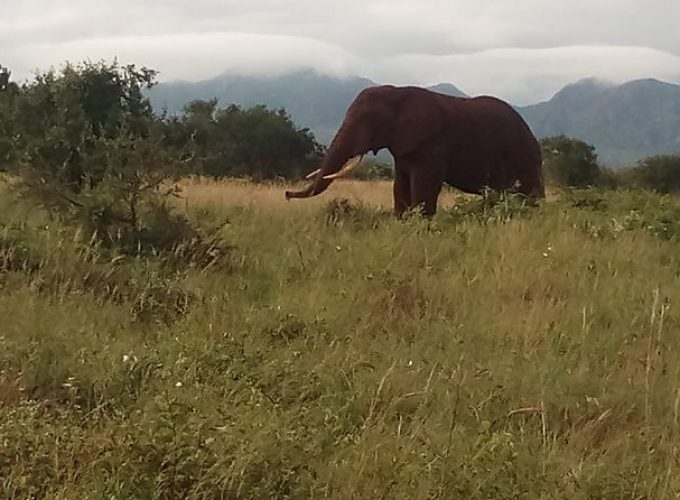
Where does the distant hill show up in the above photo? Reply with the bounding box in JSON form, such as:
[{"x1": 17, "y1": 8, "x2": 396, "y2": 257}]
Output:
[
  {"x1": 519, "y1": 77, "x2": 680, "y2": 166},
  {"x1": 150, "y1": 70, "x2": 373, "y2": 143},
  {"x1": 422, "y1": 82, "x2": 468, "y2": 98},
  {"x1": 149, "y1": 71, "x2": 680, "y2": 166}
]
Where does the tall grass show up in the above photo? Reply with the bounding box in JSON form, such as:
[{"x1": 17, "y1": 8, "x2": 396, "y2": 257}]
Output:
[{"x1": 2, "y1": 178, "x2": 680, "y2": 498}]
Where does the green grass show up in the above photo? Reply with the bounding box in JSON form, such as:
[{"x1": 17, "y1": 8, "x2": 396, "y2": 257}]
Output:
[{"x1": 3, "y1": 183, "x2": 680, "y2": 498}]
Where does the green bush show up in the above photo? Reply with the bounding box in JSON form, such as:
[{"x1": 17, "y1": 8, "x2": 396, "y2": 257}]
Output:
[
  {"x1": 625, "y1": 155, "x2": 680, "y2": 193},
  {"x1": 349, "y1": 157, "x2": 393, "y2": 180},
  {"x1": 443, "y1": 190, "x2": 538, "y2": 224},
  {"x1": 562, "y1": 188, "x2": 608, "y2": 211},
  {"x1": 166, "y1": 99, "x2": 323, "y2": 180},
  {"x1": 540, "y1": 135, "x2": 602, "y2": 187},
  {"x1": 0, "y1": 61, "x2": 231, "y2": 256}
]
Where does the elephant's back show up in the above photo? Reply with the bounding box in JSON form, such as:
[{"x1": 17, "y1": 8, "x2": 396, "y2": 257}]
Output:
[
  {"x1": 459, "y1": 96, "x2": 531, "y2": 129},
  {"x1": 443, "y1": 95, "x2": 542, "y2": 189},
  {"x1": 457, "y1": 96, "x2": 539, "y2": 152},
  {"x1": 463, "y1": 96, "x2": 544, "y2": 192}
]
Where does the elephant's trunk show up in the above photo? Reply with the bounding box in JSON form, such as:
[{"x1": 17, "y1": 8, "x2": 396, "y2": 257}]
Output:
[
  {"x1": 284, "y1": 173, "x2": 334, "y2": 200},
  {"x1": 285, "y1": 124, "x2": 365, "y2": 200}
]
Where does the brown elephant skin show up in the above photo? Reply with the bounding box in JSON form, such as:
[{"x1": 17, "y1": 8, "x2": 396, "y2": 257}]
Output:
[{"x1": 285, "y1": 85, "x2": 545, "y2": 217}]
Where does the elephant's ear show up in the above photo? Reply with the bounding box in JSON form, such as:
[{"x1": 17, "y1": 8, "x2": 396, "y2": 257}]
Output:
[{"x1": 391, "y1": 96, "x2": 446, "y2": 157}]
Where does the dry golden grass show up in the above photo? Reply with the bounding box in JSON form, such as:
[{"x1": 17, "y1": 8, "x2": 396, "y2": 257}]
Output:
[
  {"x1": 3, "y1": 177, "x2": 680, "y2": 498},
  {"x1": 179, "y1": 176, "x2": 466, "y2": 212}
]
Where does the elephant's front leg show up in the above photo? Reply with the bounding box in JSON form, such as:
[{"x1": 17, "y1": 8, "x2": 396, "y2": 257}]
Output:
[{"x1": 393, "y1": 169, "x2": 412, "y2": 218}]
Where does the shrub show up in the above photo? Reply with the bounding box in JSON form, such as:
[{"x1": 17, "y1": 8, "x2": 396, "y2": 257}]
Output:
[
  {"x1": 625, "y1": 155, "x2": 680, "y2": 193},
  {"x1": 562, "y1": 188, "x2": 608, "y2": 211},
  {"x1": 0, "y1": 61, "x2": 223, "y2": 255},
  {"x1": 540, "y1": 136, "x2": 602, "y2": 187},
  {"x1": 443, "y1": 191, "x2": 537, "y2": 224},
  {"x1": 349, "y1": 157, "x2": 393, "y2": 180},
  {"x1": 166, "y1": 100, "x2": 324, "y2": 180}
]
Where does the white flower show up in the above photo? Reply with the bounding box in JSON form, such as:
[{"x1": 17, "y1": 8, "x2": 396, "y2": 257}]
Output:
[
  {"x1": 586, "y1": 395, "x2": 600, "y2": 406},
  {"x1": 611, "y1": 218, "x2": 625, "y2": 233},
  {"x1": 175, "y1": 381, "x2": 183, "y2": 388},
  {"x1": 122, "y1": 354, "x2": 130, "y2": 363}
]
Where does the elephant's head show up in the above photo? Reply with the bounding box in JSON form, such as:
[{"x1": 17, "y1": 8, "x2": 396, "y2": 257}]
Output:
[{"x1": 285, "y1": 85, "x2": 444, "y2": 200}]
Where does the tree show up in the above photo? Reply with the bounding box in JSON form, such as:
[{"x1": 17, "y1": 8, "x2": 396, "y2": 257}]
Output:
[
  {"x1": 626, "y1": 155, "x2": 680, "y2": 193},
  {"x1": 5, "y1": 60, "x2": 159, "y2": 183},
  {"x1": 161, "y1": 99, "x2": 222, "y2": 176},
  {"x1": 165, "y1": 100, "x2": 323, "y2": 180},
  {"x1": 216, "y1": 104, "x2": 322, "y2": 180},
  {"x1": 540, "y1": 135, "x2": 601, "y2": 187},
  {"x1": 1, "y1": 60, "x2": 191, "y2": 249}
]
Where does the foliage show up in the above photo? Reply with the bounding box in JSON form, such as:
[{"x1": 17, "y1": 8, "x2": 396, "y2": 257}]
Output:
[
  {"x1": 624, "y1": 155, "x2": 680, "y2": 193},
  {"x1": 540, "y1": 135, "x2": 602, "y2": 187},
  {"x1": 1, "y1": 63, "x2": 156, "y2": 224},
  {"x1": 167, "y1": 99, "x2": 323, "y2": 180},
  {"x1": 562, "y1": 187, "x2": 609, "y2": 210},
  {"x1": 443, "y1": 190, "x2": 538, "y2": 224},
  {"x1": 595, "y1": 166, "x2": 623, "y2": 189},
  {"x1": 0, "y1": 61, "x2": 323, "y2": 256},
  {"x1": 562, "y1": 188, "x2": 680, "y2": 241},
  {"x1": 4, "y1": 180, "x2": 680, "y2": 498},
  {"x1": 0, "y1": 61, "x2": 227, "y2": 255},
  {"x1": 349, "y1": 157, "x2": 393, "y2": 180}
]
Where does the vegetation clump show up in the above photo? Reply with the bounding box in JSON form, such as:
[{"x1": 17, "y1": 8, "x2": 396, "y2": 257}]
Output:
[
  {"x1": 540, "y1": 135, "x2": 602, "y2": 187},
  {"x1": 3, "y1": 176, "x2": 680, "y2": 498}
]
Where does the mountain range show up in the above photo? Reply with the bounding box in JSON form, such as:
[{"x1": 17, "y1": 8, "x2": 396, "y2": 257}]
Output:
[{"x1": 148, "y1": 70, "x2": 680, "y2": 166}]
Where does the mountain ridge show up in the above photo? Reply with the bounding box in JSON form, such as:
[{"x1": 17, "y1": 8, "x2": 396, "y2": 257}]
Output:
[{"x1": 521, "y1": 77, "x2": 680, "y2": 165}]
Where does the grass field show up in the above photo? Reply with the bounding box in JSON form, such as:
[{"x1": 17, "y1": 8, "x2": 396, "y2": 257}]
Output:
[{"x1": 2, "y1": 177, "x2": 680, "y2": 498}]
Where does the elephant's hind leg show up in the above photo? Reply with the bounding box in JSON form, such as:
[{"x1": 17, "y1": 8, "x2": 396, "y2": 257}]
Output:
[
  {"x1": 509, "y1": 145, "x2": 545, "y2": 198},
  {"x1": 409, "y1": 166, "x2": 444, "y2": 217}
]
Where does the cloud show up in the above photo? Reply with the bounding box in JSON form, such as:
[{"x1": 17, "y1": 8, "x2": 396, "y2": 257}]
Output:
[
  {"x1": 3, "y1": 0, "x2": 680, "y2": 103},
  {"x1": 5, "y1": 32, "x2": 363, "y2": 83},
  {"x1": 377, "y1": 45, "x2": 680, "y2": 104}
]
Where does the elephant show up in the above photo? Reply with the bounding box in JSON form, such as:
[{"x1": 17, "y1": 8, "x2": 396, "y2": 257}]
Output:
[{"x1": 285, "y1": 85, "x2": 545, "y2": 217}]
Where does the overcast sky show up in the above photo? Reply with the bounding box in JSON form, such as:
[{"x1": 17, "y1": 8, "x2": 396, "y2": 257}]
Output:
[{"x1": 3, "y1": 0, "x2": 680, "y2": 104}]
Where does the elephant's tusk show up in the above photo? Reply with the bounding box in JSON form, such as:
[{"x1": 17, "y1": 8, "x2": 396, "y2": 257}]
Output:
[
  {"x1": 322, "y1": 155, "x2": 364, "y2": 180},
  {"x1": 305, "y1": 168, "x2": 322, "y2": 179}
]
